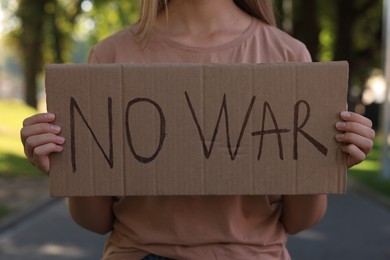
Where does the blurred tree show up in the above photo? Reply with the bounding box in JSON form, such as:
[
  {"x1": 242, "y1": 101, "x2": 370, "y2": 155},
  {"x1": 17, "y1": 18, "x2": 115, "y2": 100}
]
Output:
[
  {"x1": 15, "y1": 0, "x2": 84, "y2": 108},
  {"x1": 16, "y1": 0, "x2": 49, "y2": 108},
  {"x1": 13, "y1": 0, "x2": 139, "y2": 108},
  {"x1": 46, "y1": 0, "x2": 84, "y2": 64},
  {"x1": 332, "y1": 0, "x2": 382, "y2": 109},
  {"x1": 276, "y1": 0, "x2": 382, "y2": 110},
  {"x1": 88, "y1": 0, "x2": 139, "y2": 43}
]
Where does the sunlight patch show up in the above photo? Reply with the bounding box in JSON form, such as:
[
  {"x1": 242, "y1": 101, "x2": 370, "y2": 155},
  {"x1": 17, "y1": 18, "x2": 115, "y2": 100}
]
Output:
[{"x1": 38, "y1": 243, "x2": 86, "y2": 257}]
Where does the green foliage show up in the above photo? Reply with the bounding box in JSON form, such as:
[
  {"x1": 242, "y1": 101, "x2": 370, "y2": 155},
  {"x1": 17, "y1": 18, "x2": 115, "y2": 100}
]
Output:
[
  {"x1": 316, "y1": 0, "x2": 382, "y2": 65},
  {"x1": 353, "y1": 2, "x2": 382, "y2": 53},
  {"x1": 38, "y1": 0, "x2": 141, "y2": 61},
  {"x1": 317, "y1": 0, "x2": 336, "y2": 61},
  {"x1": 86, "y1": 0, "x2": 140, "y2": 44}
]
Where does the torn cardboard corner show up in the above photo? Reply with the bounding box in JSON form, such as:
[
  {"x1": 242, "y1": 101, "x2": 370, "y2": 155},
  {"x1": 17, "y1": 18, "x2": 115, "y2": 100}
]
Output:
[{"x1": 45, "y1": 62, "x2": 348, "y2": 196}]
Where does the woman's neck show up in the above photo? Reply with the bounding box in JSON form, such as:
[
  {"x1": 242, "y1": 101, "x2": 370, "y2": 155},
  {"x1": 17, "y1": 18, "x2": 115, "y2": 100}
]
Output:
[{"x1": 155, "y1": 0, "x2": 252, "y2": 47}]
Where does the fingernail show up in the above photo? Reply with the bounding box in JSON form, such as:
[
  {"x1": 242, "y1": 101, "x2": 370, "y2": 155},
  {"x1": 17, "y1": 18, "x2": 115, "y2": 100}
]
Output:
[
  {"x1": 46, "y1": 113, "x2": 55, "y2": 120},
  {"x1": 51, "y1": 125, "x2": 61, "y2": 132},
  {"x1": 57, "y1": 136, "x2": 65, "y2": 143},
  {"x1": 335, "y1": 122, "x2": 346, "y2": 129},
  {"x1": 341, "y1": 111, "x2": 351, "y2": 119},
  {"x1": 335, "y1": 134, "x2": 344, "y2": 141}
]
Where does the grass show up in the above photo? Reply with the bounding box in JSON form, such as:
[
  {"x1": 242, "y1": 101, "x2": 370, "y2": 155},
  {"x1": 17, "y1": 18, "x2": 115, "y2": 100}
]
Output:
[
  {"x1": 0, "y1": 99, "x2": 43, "y2": 177},
  {"x1": 0, "y1": 205, "x2": 13, "y2": 219},
  {"x1": 348, "y1": 137, "x2": 390, "y2": 197}
]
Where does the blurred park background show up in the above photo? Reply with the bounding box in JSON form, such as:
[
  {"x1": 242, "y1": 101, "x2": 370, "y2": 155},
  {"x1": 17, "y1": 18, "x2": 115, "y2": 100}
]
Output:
[{"x1": 0, "y1": 0, "x2": 390, "y2": 259}]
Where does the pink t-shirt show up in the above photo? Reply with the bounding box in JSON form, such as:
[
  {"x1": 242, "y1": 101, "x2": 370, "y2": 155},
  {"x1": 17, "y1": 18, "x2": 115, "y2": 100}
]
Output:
[{"x1": 88, "y1": 18, "x2": 311, "y2": 260}]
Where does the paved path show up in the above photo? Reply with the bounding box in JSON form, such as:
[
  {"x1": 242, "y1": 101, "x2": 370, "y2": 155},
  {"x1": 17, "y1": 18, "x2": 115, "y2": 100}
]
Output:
[
  {"x1": 0, "y1": 199, "x2": 107, "y2": 260},
  {"x1": 288, "y1": 190, "x2": 390, "y2": 260},
  {"x1": 0, "y1": 187, "x2": 390, "y2": 259}
]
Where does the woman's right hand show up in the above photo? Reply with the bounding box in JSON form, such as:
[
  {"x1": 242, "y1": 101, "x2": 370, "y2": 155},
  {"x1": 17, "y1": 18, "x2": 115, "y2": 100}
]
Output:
[
  {"x1": 21, "y1": 113, "x2": 113, "y2": 234},
  {"x1": 20, "y1": 113, "x2": 65, "y2": 174}
]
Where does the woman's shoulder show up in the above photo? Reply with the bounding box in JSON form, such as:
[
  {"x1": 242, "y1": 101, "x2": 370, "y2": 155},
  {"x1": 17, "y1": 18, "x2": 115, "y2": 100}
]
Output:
[
  {"x1": 251, "y1": 20, "x2": 312, "y2": 62},
  {"x1": 88, "y1": 25, "x2": 141, "y2": 63}
]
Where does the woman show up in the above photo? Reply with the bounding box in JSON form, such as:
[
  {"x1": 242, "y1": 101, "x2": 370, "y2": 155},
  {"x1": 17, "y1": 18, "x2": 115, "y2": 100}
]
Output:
[{"x1": 21, "y1": 1, "x2": 375, "y2": 259}]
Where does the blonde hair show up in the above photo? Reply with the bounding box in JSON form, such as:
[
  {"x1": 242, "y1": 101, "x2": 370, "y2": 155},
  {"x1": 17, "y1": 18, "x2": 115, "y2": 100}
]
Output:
[{"x1": 136, "y1": 0, "x2": 276, "y2": 42}]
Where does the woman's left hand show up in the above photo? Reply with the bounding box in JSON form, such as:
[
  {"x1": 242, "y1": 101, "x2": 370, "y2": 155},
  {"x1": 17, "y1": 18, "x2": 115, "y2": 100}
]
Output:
[{"x1": 335, "y1": 111, "x2": 375, "y2": 168}]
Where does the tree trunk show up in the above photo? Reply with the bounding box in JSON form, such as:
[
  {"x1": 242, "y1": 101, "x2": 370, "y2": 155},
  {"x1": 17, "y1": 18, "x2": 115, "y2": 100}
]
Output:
[
  {"x1": 17, "y1": 0, "x2": 49, "y2": 108},
  {"x1": 333, "y1": 0, "x2": 355, "y2": 62},
  {"x1": 49, "y1": 1, "x2": 64, "y2": 64},
  {"x1": 292, "y1": 0, "x2": 320, "y2": 61},
  {"x1": 333, "y1": 0, "x2": 357, "y2": 109}
]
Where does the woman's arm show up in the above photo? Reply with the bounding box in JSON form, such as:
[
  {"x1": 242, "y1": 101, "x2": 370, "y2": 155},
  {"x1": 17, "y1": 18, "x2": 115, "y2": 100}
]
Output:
[
  {"x1": 280, "y1": 194, "x2": 327, "y2": 234},
  {"x1": 68, "y1": 196, "x2": 114, "y2": 234},
  {"x1": 21, "y1": 113, "x2": 114, "y2": 235},
  {"x1": 281, "y1": 111, "x2": 374, "y2": 234}
]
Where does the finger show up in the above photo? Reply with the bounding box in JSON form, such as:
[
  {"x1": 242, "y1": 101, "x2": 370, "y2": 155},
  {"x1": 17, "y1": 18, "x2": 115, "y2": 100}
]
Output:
[
  {"x1": 32, "y1": 143, "x2": 64, "y2": 173},
  {"x1": 21, "y1": 123, "x2": 61, "y2": 145},
  {"x1": 33, "y1": 143, "x2": 63, "y2": 159},
  {"x1": 335, "y1": 132, "x2": 373, "y2": 155},
  {"x1": 24, "y1": 133, "x2": 65, "y2": 159},
  {"x1": 335, "y1": 121, "x2": 375, "y2": 140},
  {"x1": 33, "y1": 156, "x2": 50, "y2": 174},
  {"x1": 340, "y1": 111, "x2": 373, "y2": 128},
  {"x1": 340, "y1": 144, "x2": 366, "y2": 168},
  {"x1": 23, "y1": 113, "x2": 55, "y2": 127}
]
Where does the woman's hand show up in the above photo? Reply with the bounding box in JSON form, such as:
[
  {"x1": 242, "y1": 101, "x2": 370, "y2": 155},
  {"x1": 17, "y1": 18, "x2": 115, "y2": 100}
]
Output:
[
  {"x1": 335, "y1": 111, "x2": 375, "y2": 168},
  {"x1": 20, "y1": 113, "x2": 65, "y2": 174}
]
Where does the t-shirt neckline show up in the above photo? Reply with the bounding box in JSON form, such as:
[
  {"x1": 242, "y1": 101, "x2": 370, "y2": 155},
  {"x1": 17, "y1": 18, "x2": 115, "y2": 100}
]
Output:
[{"x1": 151, "y1": 18, "x2": 257, "y2": 53}]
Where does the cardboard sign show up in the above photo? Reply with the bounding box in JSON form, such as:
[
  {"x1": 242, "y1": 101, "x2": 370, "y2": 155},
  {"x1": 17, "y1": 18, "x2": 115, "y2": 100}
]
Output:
[{"x1": 45, "y1": 62, "x2": 348, "y2": 196}]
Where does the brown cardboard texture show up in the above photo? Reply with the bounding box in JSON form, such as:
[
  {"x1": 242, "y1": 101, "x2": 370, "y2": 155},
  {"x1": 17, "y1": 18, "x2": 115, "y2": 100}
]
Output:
[{"x1": 45, "y1": 62, "x2": 348, "y2": 196}]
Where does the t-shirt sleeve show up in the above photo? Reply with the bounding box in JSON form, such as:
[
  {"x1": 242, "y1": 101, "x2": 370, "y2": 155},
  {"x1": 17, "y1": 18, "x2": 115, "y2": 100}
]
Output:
[
  {"x1": 287, "y1": 39, "x2": 312, "y2": 62},
  {"x1": 300, "y1": 44, "x2": 312, "y2": 62},
  {"x1": 86, "y1": 38, "x2": 117, "y2": 63},
  {"x1": 87, "y1": 48, "x2": 100, "y2": 64}
]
